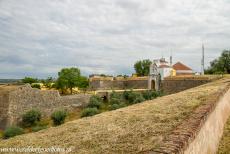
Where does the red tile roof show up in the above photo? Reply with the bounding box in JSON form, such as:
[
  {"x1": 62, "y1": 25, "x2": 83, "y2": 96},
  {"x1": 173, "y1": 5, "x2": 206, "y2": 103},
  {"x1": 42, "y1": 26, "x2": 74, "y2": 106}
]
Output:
[{"x1": 173, "y1": 62, "x2": 192, "y2": 70}]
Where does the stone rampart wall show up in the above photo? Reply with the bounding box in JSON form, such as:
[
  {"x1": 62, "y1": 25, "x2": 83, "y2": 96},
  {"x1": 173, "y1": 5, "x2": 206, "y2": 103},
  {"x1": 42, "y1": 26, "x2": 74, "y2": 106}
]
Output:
[
  {"x1": 162, "y1": 79, "x2": 209, "y2": 94},
  {"x1": 90, "y1": 77, "x2": 210, "y2": 94},
  {"x1": 0, "y1": 84, "x2": 91, "y2": 129},
  {"x1": 184, "y1": 88, "x2": 230, "y2": 154}
]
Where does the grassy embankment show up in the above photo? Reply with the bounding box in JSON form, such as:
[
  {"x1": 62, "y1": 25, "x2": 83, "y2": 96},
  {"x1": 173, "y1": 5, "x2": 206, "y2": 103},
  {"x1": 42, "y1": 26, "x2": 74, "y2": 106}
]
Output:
[
  {"x1": 0, "y1": 77, "x2": 229, "y2": 153},
  {"x1": 218, "y1": 116, "x2": 230, "y2": 154}
]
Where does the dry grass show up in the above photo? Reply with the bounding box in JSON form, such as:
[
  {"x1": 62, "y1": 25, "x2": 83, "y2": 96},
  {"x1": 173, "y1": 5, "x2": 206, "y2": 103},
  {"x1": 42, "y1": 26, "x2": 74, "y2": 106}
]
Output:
[
  {"x1": 0, "y1": 78, "x2": 229, "y2": 154},
  {"x1": 218, "y1": 116, "x2": 230, "y2": 154}
]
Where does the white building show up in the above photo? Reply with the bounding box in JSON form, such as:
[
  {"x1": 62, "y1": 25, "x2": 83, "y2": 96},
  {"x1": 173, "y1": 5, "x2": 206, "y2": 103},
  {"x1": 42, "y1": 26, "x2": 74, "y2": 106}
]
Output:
[{"x1": 153, "y1": 58, "x2": 172, "y2": 80}]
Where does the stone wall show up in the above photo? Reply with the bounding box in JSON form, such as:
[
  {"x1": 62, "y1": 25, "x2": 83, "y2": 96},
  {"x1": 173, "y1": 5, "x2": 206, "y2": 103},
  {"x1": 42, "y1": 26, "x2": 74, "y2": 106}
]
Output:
[
  {"x1": 184, "y1": 88, "x2": 230, "y2": 154},
  {"x1": 0, "y1": 84, "x2": 91, "y2": 129},
  {"x1": 0, "y1": 93, "x2": 10, "y2": 129},
  {"x1": 149, "y1": 82, "x2": 230, "y2": 154},
  {"x1": 162, "y1": 78, "x2": 210, "y2": 94},
  {"x1": 90, "y1": 79, "x2": 148, "y2": 90},
  {"x1": 90, "y1": 77, "x2": 210, "y2": 94}
]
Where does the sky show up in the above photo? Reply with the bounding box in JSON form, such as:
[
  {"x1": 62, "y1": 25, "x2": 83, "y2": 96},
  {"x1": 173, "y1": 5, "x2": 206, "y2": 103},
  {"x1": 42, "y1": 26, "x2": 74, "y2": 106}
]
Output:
[{"x1": 0, "y1": 0, "x2": 230, "y2": 79}]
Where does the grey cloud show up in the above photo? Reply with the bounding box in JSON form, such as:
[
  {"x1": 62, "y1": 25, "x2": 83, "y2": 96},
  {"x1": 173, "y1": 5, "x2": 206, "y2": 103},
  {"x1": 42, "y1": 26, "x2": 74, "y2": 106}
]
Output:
[{"x1": 0, "y1": 0, "x2": 229, "y2": 78}]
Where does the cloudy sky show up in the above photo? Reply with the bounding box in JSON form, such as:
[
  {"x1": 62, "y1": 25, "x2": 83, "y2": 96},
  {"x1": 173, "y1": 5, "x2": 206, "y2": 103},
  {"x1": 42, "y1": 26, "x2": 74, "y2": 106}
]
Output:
[{"x1": 0, "y1": 0, "x2": 229, "y2": 78}]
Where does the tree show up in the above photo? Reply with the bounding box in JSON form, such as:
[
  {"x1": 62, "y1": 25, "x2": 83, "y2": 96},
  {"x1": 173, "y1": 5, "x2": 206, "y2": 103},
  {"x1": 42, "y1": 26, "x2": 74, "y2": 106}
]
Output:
[
  {"x1": 56, "y1": 67, "x2": 89, "y2": 94},
  {"x1": 205, "y1": 50, "x2": 230, "y2": 74},
  {"x1": 41, "y1": 77, "x2": 54, "y2": 89},
  {"x1": 22, "y1": 77, "x2": 38, "y2": 84},
  {"x1": 134, "y1": 59, "x2": 152, "y2": 76},
  {"x1": 77, "y1": 76, "x2": 89, "y2": 89}
]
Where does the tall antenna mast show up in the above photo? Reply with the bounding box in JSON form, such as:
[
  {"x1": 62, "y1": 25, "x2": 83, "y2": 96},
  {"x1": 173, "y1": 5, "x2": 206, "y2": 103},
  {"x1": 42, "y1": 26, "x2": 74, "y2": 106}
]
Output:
[
  {"x1": 170, "y1": 50, "x2": 172, "y2": 67},
  {"x1": 201, "y1": 44, "x2": 205, "y2": 75}
]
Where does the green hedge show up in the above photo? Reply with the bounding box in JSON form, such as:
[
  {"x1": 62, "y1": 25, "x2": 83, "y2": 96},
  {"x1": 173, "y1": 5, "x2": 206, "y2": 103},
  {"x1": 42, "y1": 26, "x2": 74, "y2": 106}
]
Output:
[{"x1": 3, "y1": 126, "x2": 24, "y2": 139}]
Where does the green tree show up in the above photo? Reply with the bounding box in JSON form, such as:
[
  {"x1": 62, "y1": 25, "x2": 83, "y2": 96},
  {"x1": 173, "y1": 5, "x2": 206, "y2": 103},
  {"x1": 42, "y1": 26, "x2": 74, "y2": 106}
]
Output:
[
  {"x1": 56, "y1": 78, "x2": 67, "y2": 94},
  {"x1": 41, "y1": 77, "x2": 54, "y2": 89},
  {"x1": 134, "y1": 59, "x2": 152, "y2": 76},
  {"x1": 56, "y1": 67, "x2": 88, "y2": 94},
  {"x1": 22, "y1": 77, "x2": 38, "y2": 84},
  {"x1": 205, "y1": 50, "x2": 230, "y2": 74},
  {"x1": 77, "y1": 76, "x2": 89, "y2": 89}
]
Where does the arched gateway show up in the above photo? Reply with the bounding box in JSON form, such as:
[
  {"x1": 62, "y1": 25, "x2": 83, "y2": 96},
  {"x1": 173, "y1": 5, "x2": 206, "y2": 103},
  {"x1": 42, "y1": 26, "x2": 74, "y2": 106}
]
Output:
[{"x1": 148, "y1": 62, "x2": 161, "y2": 91}]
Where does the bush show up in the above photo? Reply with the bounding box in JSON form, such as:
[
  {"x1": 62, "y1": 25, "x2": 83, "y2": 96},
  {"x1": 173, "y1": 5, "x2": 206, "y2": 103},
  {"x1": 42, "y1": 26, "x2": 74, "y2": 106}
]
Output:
[
  {"x1": 108, "y1": 104, "x2": 120, "y2": 110},
  {"x1": 22, "y1": 109, "x2": 41, "y2": 127},
  {"x1": 133, "y1": 94, "x2": 145, "y2": 104},
  {"x1": 110, "y1": 97, "x2": 121, "y2": 104},
  {"x1": 124, "y1": 91, "x2": 137, "y2": 104},
  {"x1": 109, "y1": 91, "x2": 123, "y2": 105},
  {"x1": 142, "y1": 90, "x2": 157, "y2": 100},
  {"x1": 81, "y1": 108, "x2": 100, "y2": 117},
  {"x1": 123, "y1": 90, "x2": 131, "y2": 100},
  {"x1": 51, "y1": 110, "x2": 67, "y2": 126},
  {"x1": 3, "y1": 126, "x2": 24, "y2": 139},
  {"x1": 31, "y1": 125, "x2": 47, "y2": 132},
  {"x1": 87, "y1": 95, "x2": 103, "y2": 109},
  {"x1": 31, "y1": 84, "x2": 41, "y2": 89},
  {"x1": 108, "y1": 102, "x2": 127, "y2": 110},
  {"x1": 123, "y1": 91, "x2": 146, "y2": 104},
  {"x1": 110, "y1": 91, "x2": 122, "y2": 99},
  {"x1": 142, "y1": 90, "x2": 164, "y2": 100}
]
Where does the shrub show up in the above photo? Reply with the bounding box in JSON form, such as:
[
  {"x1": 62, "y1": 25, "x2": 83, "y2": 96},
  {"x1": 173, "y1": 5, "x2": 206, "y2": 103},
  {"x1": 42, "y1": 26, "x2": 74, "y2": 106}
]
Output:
[
  {"x1": 81, "y1": 108, "x2": 99, "y2": 117},
  {"x1": 142, "y1": 90, "x2": 164, "y2": 100},
  {"x1": 110, "y1": 91, "x2": 122, "y2": 99},
  {"x1": 110, "y1": 97, "x2": 122, "y2": 104},
  {"x1": 124, "y1": 91, "x2": 138, "y2": 104},
  {"x1": 31, "y1": 84, "x2": 41, "y2": 89},
  {"x1": 142, "y1": 90, "x2": 156, "y2": 100},
  {"x1": 87, "y1": 95, "x2": 103, "y2": 109},
  {"x1": 22, "y1": 109, "x2": 41, "y2": 127},
  {"x1": 109, "y1": 91, "x2": 123, "y2": 104},
  {"x1": 51, "y1": 110, "x2": 67, "y2": 126},
  {"x1": 108, "y1": 104, "x2": 120, "y2": 111},
  {"x1": 3, "y1": 126, "x2": 24, "y2": 139},
  {"x1": 133, "y1": 94, "x2": 145, "y2": 104},
  {"x1": 123, "y1": 90, "x2": 131, "y2": 100},
  {"x1": 31, "y1": 125, "x2": 47, "y2": 132},
  {"x1": 119, "y1": 102, "x2": 127, "y2": 108}
]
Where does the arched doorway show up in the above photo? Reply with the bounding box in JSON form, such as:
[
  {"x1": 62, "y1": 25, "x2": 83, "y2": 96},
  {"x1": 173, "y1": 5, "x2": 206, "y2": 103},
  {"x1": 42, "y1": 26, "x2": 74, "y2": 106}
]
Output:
[{"x1": 151, "y1": 80, "x2": 155, "y2": 90}]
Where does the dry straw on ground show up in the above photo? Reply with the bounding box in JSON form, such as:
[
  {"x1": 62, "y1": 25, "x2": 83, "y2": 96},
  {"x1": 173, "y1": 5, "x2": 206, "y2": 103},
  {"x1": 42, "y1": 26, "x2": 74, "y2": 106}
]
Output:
[
  {"x1": 0, "y1": 78, "x2": 229, "y2": 154},
  {"x1": 218, "y1": 113, "x2": 230, "y2": 153}
]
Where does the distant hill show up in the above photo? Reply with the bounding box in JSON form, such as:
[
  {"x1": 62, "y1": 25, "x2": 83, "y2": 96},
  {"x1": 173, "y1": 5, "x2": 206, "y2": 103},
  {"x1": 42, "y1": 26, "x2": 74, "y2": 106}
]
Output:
[{"x1": 0, "y1": 79, "x2": 21, "y2": 84}]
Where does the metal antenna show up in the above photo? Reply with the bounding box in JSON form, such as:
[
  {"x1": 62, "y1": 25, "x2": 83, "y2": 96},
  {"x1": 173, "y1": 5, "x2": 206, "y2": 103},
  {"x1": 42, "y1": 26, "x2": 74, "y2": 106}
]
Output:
[
  {"x1": 170, "y1": 49, "x2": 172, "y2": 67},
  {"x1": 201, "y1": 44, "x2": 205, "y2": 75}
]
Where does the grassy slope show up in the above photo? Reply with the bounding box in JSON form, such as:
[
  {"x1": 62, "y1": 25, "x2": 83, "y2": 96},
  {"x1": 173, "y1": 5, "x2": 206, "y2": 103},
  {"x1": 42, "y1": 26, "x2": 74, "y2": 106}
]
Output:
[
  {"x1": 0, "y1": 78, "x2": 229, "y2": 154},
  {"x1": 218, "y1": 116, "x2": 230, "y2": 154}
]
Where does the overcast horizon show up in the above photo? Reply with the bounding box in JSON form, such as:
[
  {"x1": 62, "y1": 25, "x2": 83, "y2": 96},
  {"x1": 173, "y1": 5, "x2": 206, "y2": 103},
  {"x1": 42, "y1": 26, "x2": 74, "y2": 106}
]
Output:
[{"x1": 0, "y1": 0, "x2": 230, "y2": 79}]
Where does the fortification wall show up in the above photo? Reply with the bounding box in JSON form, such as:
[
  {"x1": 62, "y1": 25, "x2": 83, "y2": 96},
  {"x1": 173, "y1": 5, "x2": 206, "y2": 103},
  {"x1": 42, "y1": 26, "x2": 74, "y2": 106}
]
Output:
[
  {"x1": 0, "y1": 84, "x2": 91, "y2": 129},
  {"x1": 184, "y1": 88, "x2": 230, "y2": 154},
  {"x1": 90, "y1": 79, "x2": 148, "y2": 90},
  {"x1": 162, "y1": 79, "x2": 209, "y2": 94},
  {"x1": 90, "y1": 77, "x2": 210, "y2": 94},
  {"x1": 0, "y1": 93, "x2": 10, "y2": 129}
]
